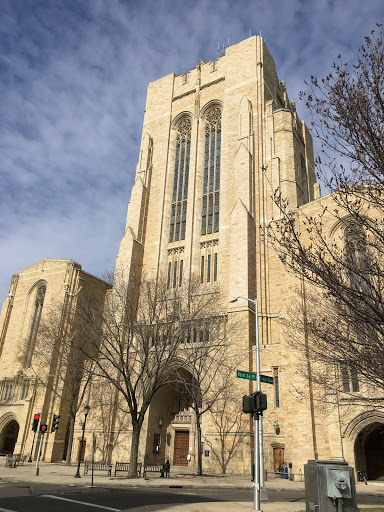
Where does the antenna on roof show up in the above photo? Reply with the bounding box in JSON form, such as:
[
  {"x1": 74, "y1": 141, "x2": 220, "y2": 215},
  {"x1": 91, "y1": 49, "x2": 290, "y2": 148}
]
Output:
[
  {"x1": 249, "y1": 29, "x2": 252, "y2": 38},
  {"x1": 217, "y1": 38, "x2": 229, "y2": 58}
]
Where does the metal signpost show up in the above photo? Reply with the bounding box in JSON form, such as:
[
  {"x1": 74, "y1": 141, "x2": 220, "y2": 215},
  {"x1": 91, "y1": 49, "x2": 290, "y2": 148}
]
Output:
[
  {"x1": 33, "y1": 424, "x2": 48, "y2": 476},
  {"x1": 231, "y1": 295, "x2": 269, "y2": 512},
  {"x1": 30, "y1": 412, "x2": 59, "y2": 475},
  {"x1": 91, "y1": 433, "x2": 96, "y2": 488}
]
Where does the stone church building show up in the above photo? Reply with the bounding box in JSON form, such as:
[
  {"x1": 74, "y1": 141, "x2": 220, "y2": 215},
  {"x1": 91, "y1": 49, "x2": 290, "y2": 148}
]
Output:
[{"x1": 0, "y1": 36, "x2": 382, "y2": 478}]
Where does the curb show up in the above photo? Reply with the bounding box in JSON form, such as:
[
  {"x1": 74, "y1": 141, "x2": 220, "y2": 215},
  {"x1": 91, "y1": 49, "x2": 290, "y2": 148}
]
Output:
[{"x1": 30, "y1": 486, "x2": 112, "y2": 496}]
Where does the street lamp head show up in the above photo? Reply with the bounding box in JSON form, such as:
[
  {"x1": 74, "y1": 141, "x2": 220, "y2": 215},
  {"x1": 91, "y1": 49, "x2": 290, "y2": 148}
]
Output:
[
  {"x1": 84, "y1": 405, "x2": 91, "y2": 417},
  {"x1": 273, "y1": 420, "x2": 280, "y2": 434},
  {"x1": 229, "y1": 297, "x2": 238, "y2": 303}
]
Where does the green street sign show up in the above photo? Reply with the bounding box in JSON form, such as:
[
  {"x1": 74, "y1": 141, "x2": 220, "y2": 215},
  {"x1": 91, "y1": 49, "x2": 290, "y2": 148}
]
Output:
[{"x1": 236, "y1": 370, "x2": 274, "y2": 385}]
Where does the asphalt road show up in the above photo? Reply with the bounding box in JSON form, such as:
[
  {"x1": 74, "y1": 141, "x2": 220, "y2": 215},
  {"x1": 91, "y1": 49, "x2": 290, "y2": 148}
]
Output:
[{"x1": 0, "y1": 484, "x2": 382, "y2": 512}]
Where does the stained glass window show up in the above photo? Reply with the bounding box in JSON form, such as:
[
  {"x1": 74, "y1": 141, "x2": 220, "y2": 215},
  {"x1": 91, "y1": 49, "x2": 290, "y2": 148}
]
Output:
[
  {"x1": 214, "y1": 253, "x2": 218, "y2": 282},
  {"x1": 167, "y1": 262, "x2": 172, "y2": 289},
  {"x1": 170, "y1": 118, "x2": 191, "y2": 243},
  {"x1": 207, "y1": 253, "x2": 211, "y2": 283},
  {"x1": 25, "y1": 284, "x2": 46, "y2": 367},
  {"x1": 173, "y1": 260, "x2": 178, "y2": 288},
  {"x1": 201, "y1": 107, "x2": 221, "y2": 236},
  {"x1": 179, "y1": 259, "x2": 183, "y2": 287}
]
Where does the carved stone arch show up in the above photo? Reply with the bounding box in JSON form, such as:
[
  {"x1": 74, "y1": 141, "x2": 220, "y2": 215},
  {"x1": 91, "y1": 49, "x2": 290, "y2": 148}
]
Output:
[
  {"x1": 327, "y1": 214, "x2": 371, "y2": 242},
  {"x1": 145, "y1": 365, "x2": 196, "y2": 466},
  {"x1": 0, "y1": 413, "x2": 20, "y2": 454},
  {"x1": 239, "y1": 96, "x2": 253, "y2": 139},
  {"x1": 200, "y1": 100, "x2": 223, "y2": 118},
  {"x1": 343, "y1": 410, "x2": 384, "y2": 440},
  {"x1": 142, "y1": 131, "x2": 152, "y2": 147},
  {"x1": 172, "y1": 111, "x2": 193, "y2": 129},
  {"x1": 22, "y1": 280, "x2": 48, "y2": 368},
  {"x1": 171, "y1": 114, "x2": 193, "y2": 148},
  {"x1": 0, "y1": 412, "x2": 19, "y2": 433},
  {"x1": 138, "y1": 132, "x2": 153, "y2": 173},
  {"x1": 27, "y1": 279, "x2": 48, "y2": 297}
]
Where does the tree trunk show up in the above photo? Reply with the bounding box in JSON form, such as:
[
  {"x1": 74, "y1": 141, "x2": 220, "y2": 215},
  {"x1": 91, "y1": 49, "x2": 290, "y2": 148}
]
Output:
[
  {"x1": 196, "y1": 414, "x2": 203, "y2": 476},
  {"x1": 221, "y1": 438, "x2": 226, "y2": 474},
  {"x1": 65, "y1": 414, "x2": 76, "y2": 465},
  {"x1": 128, "y1": 423, "x2": 141, "y2": 478}
]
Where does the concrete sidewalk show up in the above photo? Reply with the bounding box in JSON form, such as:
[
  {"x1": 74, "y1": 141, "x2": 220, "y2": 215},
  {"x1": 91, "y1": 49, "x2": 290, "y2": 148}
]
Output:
[{"x1": 1, "y1": 462, "x2": 384, "y2": 512}]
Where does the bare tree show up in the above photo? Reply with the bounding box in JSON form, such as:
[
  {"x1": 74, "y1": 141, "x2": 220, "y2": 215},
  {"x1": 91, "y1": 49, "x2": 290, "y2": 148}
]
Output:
[
  {"x1": 203, "y1": 385, "x2": 248, "y2": 474},
  {"x1": 77, "y1": 271, "x2": 227, "y2": 478},
  {"x1": 268, "y1": 25, "x2": 384, "y2": 400},
  {"x1": 173, "y1": 311, "x2": 241, "y2": 476},
  {"x1": 90, "y1": 378, "x2": 131, "y2": 462},
  {"x1": 281, "y1": 287, "x2": 381, "y2": 409},
  {"x1": 31, "y1": 301, "x2": 96, "y2": 464}
]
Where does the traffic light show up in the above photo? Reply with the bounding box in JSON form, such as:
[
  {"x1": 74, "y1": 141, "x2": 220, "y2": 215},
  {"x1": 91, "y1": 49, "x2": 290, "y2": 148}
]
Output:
[
  {"x1": 254, "y1": 391, "x2": 268, "y2": 412},
  {"x1": 243, "y1": 392, "x2": 268, "y2": 416},
  {"x1": 243, "y1": 395, "x2": 255, "y2": 414},
  {"x1": 39, "y1": 424, "x2": 48, "y2": 434},
  {"x1": 51, "y1": 414, "x2": 60, "y2": 433},
  {"x1": 32, "y1": 414, "x2": 40, "y2": 432}
]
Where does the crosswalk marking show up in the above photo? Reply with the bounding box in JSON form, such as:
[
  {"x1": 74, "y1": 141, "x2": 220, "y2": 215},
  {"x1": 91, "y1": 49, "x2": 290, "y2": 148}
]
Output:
[
  {"x1": 0, "y1": 506, "x2": 17, "y2": 512},
  {"x1": 40, "y1": 495, "x2": 121, "y2": 511}
]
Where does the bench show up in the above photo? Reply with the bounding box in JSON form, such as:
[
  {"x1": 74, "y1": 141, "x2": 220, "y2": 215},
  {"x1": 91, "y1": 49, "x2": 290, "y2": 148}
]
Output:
[
  {"x1": 5, "y1": 454, "x2": 28, "y2": 468},
  {"x1": 84, "y1": 460, "x2": 112, "y2": 476},
  {"x1": 114, "y1": 461, "x2": 142, "y2": 477},
  {"x1": 143, "y1": 463, "x2": 170, "y2": 478}
]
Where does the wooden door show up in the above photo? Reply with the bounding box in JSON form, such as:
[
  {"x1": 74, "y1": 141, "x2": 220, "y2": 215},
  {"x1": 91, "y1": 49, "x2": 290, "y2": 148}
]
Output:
[
  {"x1": 174, "y1": 431, "x2": 189, "y2": 466},
  {"x1": 78, "y1": 440, "x2": 86, "y2": 461},
  {"x1": 273, "y1": 447, "x2": 284, "y2": 469}
]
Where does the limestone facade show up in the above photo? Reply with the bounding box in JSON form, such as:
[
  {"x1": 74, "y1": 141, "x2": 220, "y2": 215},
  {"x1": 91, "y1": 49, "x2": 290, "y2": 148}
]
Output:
[
  {"x1": 0, "y1": 259, "x2": 109, "y2": 462},
  {"x1": 0, "y1": 36, "x2": 381, "y2": 478}
]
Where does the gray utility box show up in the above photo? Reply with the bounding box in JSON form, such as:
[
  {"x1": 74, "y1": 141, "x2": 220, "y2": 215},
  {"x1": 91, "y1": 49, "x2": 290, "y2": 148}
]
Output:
[{"x1": 304, "y1": 460, "x2": 358, "y2": 512}]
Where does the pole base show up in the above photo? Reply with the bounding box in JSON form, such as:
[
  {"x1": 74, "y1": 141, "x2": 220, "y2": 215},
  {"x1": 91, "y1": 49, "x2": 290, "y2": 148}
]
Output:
[
  {"x1": 32, "y1": 467, "x2": 39, "y2": 476},
  {"x1": 74, "y1": 474, "x2": 81, "y2": 478}
]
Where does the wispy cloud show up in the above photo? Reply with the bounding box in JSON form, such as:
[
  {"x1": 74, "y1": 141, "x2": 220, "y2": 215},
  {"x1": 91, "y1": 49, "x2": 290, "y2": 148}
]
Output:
[{"x1": 1, "y1": 0, "x2": 383, "y2": 300}]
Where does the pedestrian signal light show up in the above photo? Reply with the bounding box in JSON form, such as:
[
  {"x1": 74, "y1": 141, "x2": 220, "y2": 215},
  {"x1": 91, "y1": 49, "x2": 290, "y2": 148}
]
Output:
[
  {"x1": 32, "y1": 414, "x2": 40, "y2": 432},
  {"x1": 254, "y1": 391, "x2": 268, "y2": 413},
  {"x1": 39, "y1": 424, "x2": 48, "y2": 433},
  {"x1": 51, "y1": 414, "x2": 60, "y2": 433},
  {"x1": 243, "y1": 395, "x2": 255, "y2": 414},
  {"x1": 243, "y1": 392, "x2": 268, "y2": 416}
]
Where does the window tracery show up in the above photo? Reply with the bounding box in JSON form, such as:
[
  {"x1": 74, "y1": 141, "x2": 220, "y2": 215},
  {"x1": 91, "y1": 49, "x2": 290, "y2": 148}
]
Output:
[
  {"x1": 201, "y1": 107, "x2": 221, "y2": 236},
  {"x1": 25, "y1": 284, "x2": 46, "y2": 367},
  {"x1": 167, "y1": 247, "x2": 184, "y2": 289},
  {"x1": 200, "y1": 240, "x2": 219, "y2": 284},
  {"x1": 344, "y1": 222, "x2": 367, "y2": 291},
  {"x1": 169, "y1": 118, "x2": 191, "y2": 243}
]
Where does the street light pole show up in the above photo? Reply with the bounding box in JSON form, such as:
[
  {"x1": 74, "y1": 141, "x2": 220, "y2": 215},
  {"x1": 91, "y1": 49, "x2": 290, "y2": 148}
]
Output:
[
  {"x1": 230, "y1": 295, "x2": 265, "y2": 512},
  {"x1": 74, "y1": 405, "x2": 91, "y2": 478}
]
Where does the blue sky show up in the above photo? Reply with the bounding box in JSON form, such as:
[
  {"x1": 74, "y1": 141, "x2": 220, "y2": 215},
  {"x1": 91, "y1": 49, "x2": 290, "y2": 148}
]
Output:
[{"x1": 1, "y1": 0, "x2": 383, "y2": 301}]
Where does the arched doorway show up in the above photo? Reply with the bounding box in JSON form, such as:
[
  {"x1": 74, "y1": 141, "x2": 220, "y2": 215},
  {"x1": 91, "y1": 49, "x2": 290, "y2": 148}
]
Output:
[
  {"x1": 355, "y1": 422, "x2": 384, "y2": 480},
  {"x1": 145, "y1": 370, "x2": 195, "y2": 466},
  {"x1": 1, "y1": 420, "x2": 19, "y2": 454}
]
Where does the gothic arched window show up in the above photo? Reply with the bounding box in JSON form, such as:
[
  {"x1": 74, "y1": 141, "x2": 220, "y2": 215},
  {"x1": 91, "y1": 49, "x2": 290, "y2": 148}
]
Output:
[
  {"x1": 25, "y1": 284, "x2": 46, "y2": 367},
  {"x1": 344, "y1": 222, "x2": 367, "y2": 290},
  {"x1": 201, "y1": 107, "x2": 221, "y2": 236},
  {"x1": 169, "y1": 118, "x2": 191, "y2": 243}
]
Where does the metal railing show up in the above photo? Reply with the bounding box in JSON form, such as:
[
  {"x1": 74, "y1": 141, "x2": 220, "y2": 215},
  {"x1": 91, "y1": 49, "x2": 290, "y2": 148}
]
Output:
[{"x1": 265, "y1": 467, "x2": 304, "y2": 482}]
